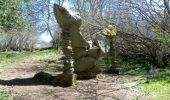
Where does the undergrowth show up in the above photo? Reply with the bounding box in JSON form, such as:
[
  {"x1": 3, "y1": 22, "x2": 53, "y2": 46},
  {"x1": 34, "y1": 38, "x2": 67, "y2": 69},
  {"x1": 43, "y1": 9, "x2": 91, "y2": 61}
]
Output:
[{"x1": 99, "y1": 59, "x2": 170, "y2": 99}]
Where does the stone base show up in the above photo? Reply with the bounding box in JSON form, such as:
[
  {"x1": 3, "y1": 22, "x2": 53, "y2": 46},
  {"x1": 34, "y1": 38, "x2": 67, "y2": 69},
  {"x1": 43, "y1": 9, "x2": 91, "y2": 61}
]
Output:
[
  {"x1": 76, "y1": 72, "x2": 96, "y2": 80},
  {"x1": 74, "y1": 57, "x2": 101, "y2": 79},
  {"x1": 52, "y1": 73, "x2": 77, "y2": 87},
  {"x1": 75, "y1": 66, "x2": 101, "y2": 80}
]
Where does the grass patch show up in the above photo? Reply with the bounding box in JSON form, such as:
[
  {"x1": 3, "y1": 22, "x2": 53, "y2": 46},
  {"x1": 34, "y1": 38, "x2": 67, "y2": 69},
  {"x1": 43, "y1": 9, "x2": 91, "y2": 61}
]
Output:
[
  {"x1": 0, "y1": 52, "x2": 28, "y2": 65},
  {"x1": 0, "y1": 48, "x2": 61, "y2": 100},
  {"x1": 47, "y1": 61, "x2": 63, "y2": 68},
  {"x1": 141, "y1": 69, "x2": 170, "y2": 100},
  {"x1": 0, "y1": 52, "x2": 30, "y2": 74},
  {"x1": 99, "y1": 58, "x2": 148, "y2": 76},
  {"x1": 1, "y1": 49, "x2": 170, "y2": 99},
  {"x1": 142, "y1": 81, "x2": 170, "y2": 100},
  {"x1": 30, "y1": 48, "x2": 62, "y2": 61},
  {"x1": 0, "y1": 48, "x2": 61, "y2": 65},
  {"x1": 0, "y1": 49, "x2": 61, "y2": 73},
  {"x1": 99, "y1": 58, "x2": 112, "y2": 67},
  {"x1": 0, "y1": 87, "x2": 12, "y2": 100},
  {"x1": 99, "y1": 59, "x2": 170, "y2": 99}
]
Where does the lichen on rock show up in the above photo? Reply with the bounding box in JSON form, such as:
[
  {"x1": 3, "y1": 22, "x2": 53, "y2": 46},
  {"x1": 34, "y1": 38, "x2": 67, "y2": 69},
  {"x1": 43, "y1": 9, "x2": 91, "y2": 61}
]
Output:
[{"x1": 102, "y1": 25, "x2": 117, "y2": 39}]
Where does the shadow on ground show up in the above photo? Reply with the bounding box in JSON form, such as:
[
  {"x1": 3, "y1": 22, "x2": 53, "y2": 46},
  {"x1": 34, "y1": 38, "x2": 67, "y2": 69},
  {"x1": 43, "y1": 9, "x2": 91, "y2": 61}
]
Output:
[
  {"x1": 0, "y1": 71, "x2": 97, "y2": 87},
  {"x1": 0, "y1": 78, "x2": 52, "y2": 86},
  {"x1": 0, "y1": 77, "x2": 96, "y2": 87}
]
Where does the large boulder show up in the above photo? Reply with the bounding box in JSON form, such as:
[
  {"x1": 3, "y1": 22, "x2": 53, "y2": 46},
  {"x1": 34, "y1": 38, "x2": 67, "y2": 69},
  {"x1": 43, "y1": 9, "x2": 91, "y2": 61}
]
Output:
[{"x1": 74, "y1": 57, "x2": 101, "y2": 78}]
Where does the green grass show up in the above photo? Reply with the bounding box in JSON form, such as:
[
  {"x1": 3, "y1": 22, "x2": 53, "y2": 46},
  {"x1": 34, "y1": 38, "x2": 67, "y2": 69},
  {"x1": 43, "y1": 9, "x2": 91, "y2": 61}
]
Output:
[
  {"x1": 117, "y1": 60, "x2": 170, "y2": 99},
  {"x1": 99, "y1": 59, "x2": 170, "y2": 99},
  {"x1": 30, "y1": 48, "x2": 62, "y2": 61},
  {"x1": 142, "y1": 81, "x2": 170, "y2": 100},
  {"x1": 0, "y1": 48, "x2": 61, "y2": 63},
  {"x1": 99, "y1": 58, "x2": 112, "y2": 67},
  {"x1": 47, "y1": 61, "x2": 63, "y2": 68},
  {"x1": 31, "y1": 49, "x2": 63, "y2": 69},
  {"x1": 142, "y1": 69, "x2": 170, "y2": 100},
  {"x1": 0, "y1": 87, "x2": 13, "y2": 100},
  {"x1": 0, "y1": 49, "x2": 61, "y2": 74},
  {"x1": 99, "y1": 58, "x2": 148, "y2": 76},
  {"x1": 0, "y1": 52, "x2": 27, "y2": 65},
  {"x1": 0, "y1": 48, "x2": 61, "y2": 100},
  {"x1": 0, "y1": 49, "x2": 170, "y2": 99},
  {"x1": 32, "y1": 48, "x2": 63, "y2": 68}
]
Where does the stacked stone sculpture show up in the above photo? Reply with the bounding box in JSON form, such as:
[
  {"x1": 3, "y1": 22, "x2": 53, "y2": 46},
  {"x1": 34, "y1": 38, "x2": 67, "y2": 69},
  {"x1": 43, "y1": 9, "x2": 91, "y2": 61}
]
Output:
[{"x1": 53, "y1": 4, "x2": 117, "y2": 86}]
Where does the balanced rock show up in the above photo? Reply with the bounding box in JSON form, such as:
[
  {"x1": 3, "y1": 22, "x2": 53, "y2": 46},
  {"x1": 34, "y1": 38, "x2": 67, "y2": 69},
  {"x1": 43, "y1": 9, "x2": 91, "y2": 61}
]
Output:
[{"x1": 54, "y1": 4, "x2": 102, "y2": 81}]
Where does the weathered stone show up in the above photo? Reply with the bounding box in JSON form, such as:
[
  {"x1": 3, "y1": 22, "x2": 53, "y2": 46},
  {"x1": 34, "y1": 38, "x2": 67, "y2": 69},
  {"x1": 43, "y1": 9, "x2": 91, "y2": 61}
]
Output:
[
  {"x1": 69, "y1": 26, "x2": 89, "y2": 48},
  {"x1": 53, "y1": 73, "x2": 77, "y2": 87},
  {"x1": 53, "y1": 4, "x2": 81, "y2": 28},
  {"x1": 74, "y1": 57, "x2": 101, "y2": 77},
  {"x1": 54, "y1": 4, "x2": 76, "y2": 86},
  {"x1": 87, "y1": 46, "x2": 102, "y2": 59},
  {"x1": 94, "y1": 33, "x2": 110, "y2": 54},
  {"x1": 54, "y1": 4, "x2": 103, "y2": 82},
  {"x1": 54, "y1": 4, "x2": 89, "y2": 49},
  {"x1": 72, "y1": 47, "x2": 87, "y2": 60}
]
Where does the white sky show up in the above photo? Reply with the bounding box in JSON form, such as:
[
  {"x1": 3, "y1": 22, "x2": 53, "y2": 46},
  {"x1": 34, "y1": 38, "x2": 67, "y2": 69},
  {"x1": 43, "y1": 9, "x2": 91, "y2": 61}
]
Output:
[
  {"x1": 40, "y1": 1, "x2": 70, "y2": 43},
  {"x1": 40, "y1": 33, "x2": 52, "y2": 42}
]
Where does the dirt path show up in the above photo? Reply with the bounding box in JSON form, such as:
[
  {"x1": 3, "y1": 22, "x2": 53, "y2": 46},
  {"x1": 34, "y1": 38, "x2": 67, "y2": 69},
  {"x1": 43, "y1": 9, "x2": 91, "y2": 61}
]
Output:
[{"x1": 0, "y1": 57, "x2": 147, "y2": 100}]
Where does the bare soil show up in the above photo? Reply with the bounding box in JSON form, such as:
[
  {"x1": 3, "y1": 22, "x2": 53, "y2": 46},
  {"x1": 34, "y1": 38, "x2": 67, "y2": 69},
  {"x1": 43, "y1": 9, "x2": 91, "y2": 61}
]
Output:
[{"x1": 0, "y1": 57, "x2": 148, "y2": 100}]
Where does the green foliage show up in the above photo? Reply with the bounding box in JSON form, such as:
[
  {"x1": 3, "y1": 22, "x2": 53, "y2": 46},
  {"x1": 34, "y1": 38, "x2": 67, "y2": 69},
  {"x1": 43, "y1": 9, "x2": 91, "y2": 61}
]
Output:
[
  {"x1": 99, "y1": 58, "x2": 112, "y2": 67},
  {"x1": 0, "y1": 0, "x2": 28, "y2": 31},
  {"x1": 99, "y1": 58, "x2": 147, "y2": 74},
  {"x1": 156, "y1": 25, "x2": 170, "y2": 46}
]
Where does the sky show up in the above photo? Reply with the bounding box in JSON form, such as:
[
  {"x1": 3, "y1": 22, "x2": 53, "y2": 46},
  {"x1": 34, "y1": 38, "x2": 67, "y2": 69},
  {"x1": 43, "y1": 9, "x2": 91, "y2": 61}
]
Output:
[
  {"x1": 40, "y1": 0, "x2": 70, "y2": 43},
  {"x1": 40, "y1": 33, "x2": 52, "y2": 42}
]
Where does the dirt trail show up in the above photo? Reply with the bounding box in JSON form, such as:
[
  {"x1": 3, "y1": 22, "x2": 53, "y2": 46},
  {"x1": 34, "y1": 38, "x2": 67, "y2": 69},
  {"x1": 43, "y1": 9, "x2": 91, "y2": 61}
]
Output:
[{"x1": 0, "y1": 57, "x2": 147, "y2": 100}]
